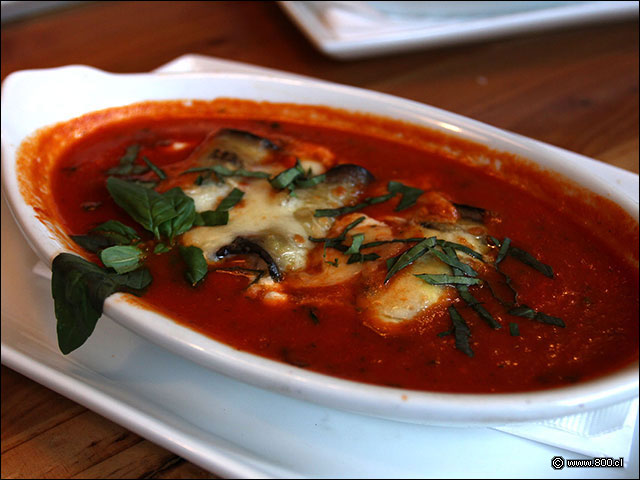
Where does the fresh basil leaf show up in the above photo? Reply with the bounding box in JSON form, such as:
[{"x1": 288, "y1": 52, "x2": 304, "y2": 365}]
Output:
[
  {"x1": 153, "y1": 243, "x2": 170, "y2": 254},
  {"x1": 92, "y1": 220, "x2": 139, "y2": 243},
  {"x1": 71, "y1": 220, "x2": 140, "y2": 253},
  {"x1": 179, "y1": 245, "x2": 208, "y2": 286},
  {"x1": 143, "y1": 156, "x2": 167, "y2": 180},
  {"x1": 106, "y1": 177, "x2": 178, "y2": 239},
  {"x1": 130, "y1": 179, "x2": 157, "y2": 189},
  {"x1": 387, "y1": 181, "x2": 424, "y2": 211},
  {"x1": 52, "y1": 253, "x2": 152, "y2": 354},
  {"x1": 70, "y1": 234, "x2": 118, "y2": 253},
  {"x1": 100, "y1": 245, "x2": 144, "y2": 274},
  {"x1": 156, "y1": 187, "x2": 197, "y2": 242},
  {"x1": 116, "y1": 267, "x2": 152, "y2": 290},
  {"x1": 384, "y1": 237, "x2": 436, "y2": 284},
  {"x1": 415, "y1": 274, "x2": 481, "y2": 286}
]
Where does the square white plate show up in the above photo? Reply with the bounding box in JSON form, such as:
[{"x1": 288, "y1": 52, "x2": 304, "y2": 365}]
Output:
[
  {"x1": 278, "y1": 1, "x2": 639, "y2": 59},
  {"x1": 1, "y1": 54, "x2": 638, "y2": 478}
]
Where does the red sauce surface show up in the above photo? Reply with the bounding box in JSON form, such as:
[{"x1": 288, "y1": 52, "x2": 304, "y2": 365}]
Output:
[{"x1": 22, "y1": 100, "x2": 639, "y2": 393}]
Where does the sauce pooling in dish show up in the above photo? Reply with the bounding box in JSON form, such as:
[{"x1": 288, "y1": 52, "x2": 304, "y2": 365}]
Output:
[{"x1": 21, "y1": 100, "x2": 639, "y2": 393}]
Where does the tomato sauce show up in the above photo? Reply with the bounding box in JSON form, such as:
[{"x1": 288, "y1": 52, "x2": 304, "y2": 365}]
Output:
[{"x1": 21, "y1": 100, "x2": 639, "y2": 393}]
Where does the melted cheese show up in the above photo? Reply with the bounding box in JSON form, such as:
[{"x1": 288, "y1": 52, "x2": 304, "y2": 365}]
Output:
[
  {"x1": 178, "y1": 129, "x2": 489, "y2": 332},
  {"x1": 364, "y1": 225, "x2": 488, "y2": 330},
  {"x1": 182, "y1": 179, "x2": 326, "y2": 271}
]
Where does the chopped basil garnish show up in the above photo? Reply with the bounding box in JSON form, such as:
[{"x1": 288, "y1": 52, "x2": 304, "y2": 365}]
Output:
[
  {"x1": 314, "y1": 192, "x2": 395, "y2": 218},
  {"x1": 415, "y1": 274, "x2": 481, "y2": 286},
  {"x1": 211, "y1": 164, "x2": 271, "y2": 179},
  {"x1": 495, "y1": 237, "x2": 511, "y2": 265},
  {"x1": 384, "y1": 237, "x2": 436, "y2": 284},
  {"x1": 508, "y1": 305, "x2": 565, "y2": 327},
  {"x1": 456, "y1": 285, "x2": 501, "y2": 330},
  {"x1": 347, "y1": 252, "x2": 380, "y2": 264},
  {"x1": 314, "y1": 180, "x2": 423, "y2": 217},
  {"x1": 106, "y1": 144, "x2": 147, "y2": 176},
  {"x1": 436, "y1": 239, "x2": 484, "y2": 260},
  {"x1": 269, "y1": 161, "x2": 305, "y2": 190},
  {"x1": 388, "y1": 181, "x2": 424, "y2": 211},
  {"x1": 309, "y1": 308, "x2": 320, "y2": 325},
  {"x1": 344, "y1": 233, "x2": 365, "y2": 255},
  {"x1": 295, "y1": 173, "x2": 326, "y2": 188},
  {"x1": 197, "y1": 210, "x2": 229, "y2": 226},
  {"x1": 448, "y1": 306, "x2": 474, "y2": 357},
  {"x1": 195, "y1": 187, "x2": 244, "y2": 227},
  {"x1": 216, "y1": 187, "x2": 244, "y2": 211},
  {"x1": 143, "y1": 156, "x2": 167, "y2": 180},
  {"x1": 52, "y1": 253, "x2": 152, "y2": 354},
  {"x1": 508, "y1": 246, "x2": 554, "y2": 278},
  {"x1": 490, "y1": 236, "x2": 553, "y2": 278},
  {"x1": 360, "y1": 237, "x2": 423, "y2": 249},
  {"x1": 269, "y1": 160, "x2": 326, "y2": 194},
  {"x1": 509, "y1": 322, "x2": 520, "y2": 336},
  {"x1": 309, "y1": 216, "x2": 366, "y2": 252},
  {"x1": 431, "y1": 248, "x2": 478, "y2": 277}
]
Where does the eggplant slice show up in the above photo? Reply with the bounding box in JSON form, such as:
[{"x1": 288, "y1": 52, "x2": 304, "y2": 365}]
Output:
[
  {"x1": 216, "y1": 237, "x2": 282, "y2": 282},
  {"x1": 191, "y1": 128, "x2": 279, "y2": 170},
  {"x1": 453, "y1": 202, "x2": 486, "y2": 223},
  {"x1": 325, "y1": 164, "x2": 375, "y2": 185}
]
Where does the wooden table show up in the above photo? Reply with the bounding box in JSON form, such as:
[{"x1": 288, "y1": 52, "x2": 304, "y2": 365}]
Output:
[{"x1": 1, "y1": 2, "x2": 638, "y2": 478}]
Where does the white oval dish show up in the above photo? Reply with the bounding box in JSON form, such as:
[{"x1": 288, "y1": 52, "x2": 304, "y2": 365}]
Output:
[{"x1": 1, "y1": 65, "x2": 638, "y2": 426}]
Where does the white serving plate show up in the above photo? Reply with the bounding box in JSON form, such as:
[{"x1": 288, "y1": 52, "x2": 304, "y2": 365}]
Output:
[
  {"x1": 1, "y1": 62, "x2": 638, "y2": 428},
  {"x1": 278, "y1": 1, "x2": 639, "y2": 59}
]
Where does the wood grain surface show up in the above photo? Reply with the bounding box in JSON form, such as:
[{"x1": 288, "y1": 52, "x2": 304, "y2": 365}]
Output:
[{"x1": 1, "y1": 1, "x2": 638, "y2": 478}]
